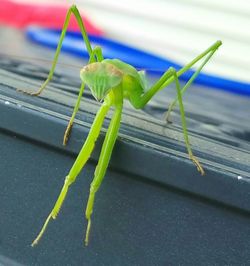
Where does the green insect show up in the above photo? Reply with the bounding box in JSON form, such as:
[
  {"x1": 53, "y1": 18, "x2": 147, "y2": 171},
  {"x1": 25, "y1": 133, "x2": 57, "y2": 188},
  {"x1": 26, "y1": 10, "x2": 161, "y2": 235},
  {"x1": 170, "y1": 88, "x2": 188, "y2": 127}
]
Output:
[{"x1": 19, "y1": 5, "x2": 222, "y2": 246}]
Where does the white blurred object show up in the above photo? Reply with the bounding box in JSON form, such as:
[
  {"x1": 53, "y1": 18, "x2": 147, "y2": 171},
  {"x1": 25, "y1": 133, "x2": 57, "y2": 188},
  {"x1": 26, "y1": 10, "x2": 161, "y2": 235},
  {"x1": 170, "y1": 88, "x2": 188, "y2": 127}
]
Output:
[
  {"x1": 15, "y1": 0, "x2": 250, "y2": 82},
  {"x1": 75, "y1": 0, "x2": 250, "y2": 83}
]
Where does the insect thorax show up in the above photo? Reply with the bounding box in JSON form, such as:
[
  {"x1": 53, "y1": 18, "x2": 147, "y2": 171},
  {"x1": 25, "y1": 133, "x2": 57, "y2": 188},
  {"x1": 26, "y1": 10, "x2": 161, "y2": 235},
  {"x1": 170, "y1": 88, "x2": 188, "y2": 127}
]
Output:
[
  {"x1": 80, "y1": 59, "x2": 145, "y2": 102},
  {"x1": 103, "y1": 59, "x2": 145, "y2": 100}
]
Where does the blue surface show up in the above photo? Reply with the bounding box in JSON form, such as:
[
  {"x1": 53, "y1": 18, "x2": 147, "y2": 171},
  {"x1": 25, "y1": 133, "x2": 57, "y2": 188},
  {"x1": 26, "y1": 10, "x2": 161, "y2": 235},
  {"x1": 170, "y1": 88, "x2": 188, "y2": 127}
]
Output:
[{"x1": 26, "y1": 27, "x2": 250, "y2": 96}]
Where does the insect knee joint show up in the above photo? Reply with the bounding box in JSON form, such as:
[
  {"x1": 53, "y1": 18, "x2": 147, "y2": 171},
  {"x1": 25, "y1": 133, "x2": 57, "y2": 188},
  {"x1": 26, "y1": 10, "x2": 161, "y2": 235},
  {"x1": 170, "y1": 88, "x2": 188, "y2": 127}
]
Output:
[
  {"x1": 169, "y1": 67, "x2": 177, "y2": 75},
  {"x1": 65, "y1": 175, "x2": 74, "y2": 185},
  {"x1": 90, "y1": 183, "x2": 98, "y2": 194},
  {"x1": 70, "y1": 4, "x2": 77, "y2": 12},
  {"x1": 93, "y1": 45, "x2": 101, "y2": 51}
]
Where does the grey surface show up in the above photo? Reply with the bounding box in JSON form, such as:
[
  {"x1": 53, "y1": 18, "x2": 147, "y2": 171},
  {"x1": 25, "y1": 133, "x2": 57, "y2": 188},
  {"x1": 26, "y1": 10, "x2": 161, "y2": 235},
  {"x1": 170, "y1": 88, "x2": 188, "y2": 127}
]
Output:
[
  {"x1": 1, "y1": 127, "x2": 250, "y2": 266},
  {"x1": 0, "y1": 27, "x2": 250, "y2": 265}
]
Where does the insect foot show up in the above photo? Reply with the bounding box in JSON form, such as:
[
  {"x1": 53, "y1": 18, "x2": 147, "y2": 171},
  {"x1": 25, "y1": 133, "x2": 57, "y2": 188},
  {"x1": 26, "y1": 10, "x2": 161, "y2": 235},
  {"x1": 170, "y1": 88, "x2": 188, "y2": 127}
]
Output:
[
  {"x1": 164, "y1": 101, "x2": 176, "y2": 124},
  {"x1": 16, "y1": 88, "x2": 41, "y2": 96},
  {"x1": 84, "y1": 187, "x2": 96, "y2": 246},
  {"x1": 31, "y1": 175, "x2": 72, "y2": 247},
  {"x1": 164, "y1": 110, "x2": 173, "y2": 124},
  {"x1": 63, "y1": 122, "x2": 73, "y2": 145},
  {"x1": 190, "y1": 155, "x2": 205, "y2": 175},
  {"x1": 17, "y1": 76, "x2": 52, "y2": 96}
]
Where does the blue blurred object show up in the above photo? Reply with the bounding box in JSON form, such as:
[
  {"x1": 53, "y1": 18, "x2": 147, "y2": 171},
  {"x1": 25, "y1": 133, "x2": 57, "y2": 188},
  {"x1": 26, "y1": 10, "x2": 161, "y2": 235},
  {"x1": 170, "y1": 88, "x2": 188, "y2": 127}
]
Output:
[{"x1": 26, "y1": 26, "x2": 250, "y2": 96}]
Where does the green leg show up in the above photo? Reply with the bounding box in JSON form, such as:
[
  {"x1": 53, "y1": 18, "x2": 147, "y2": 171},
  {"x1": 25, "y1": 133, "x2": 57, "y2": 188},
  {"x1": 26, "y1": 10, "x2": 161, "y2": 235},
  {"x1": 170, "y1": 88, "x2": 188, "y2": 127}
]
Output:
[
  {"x1": 130, "y1": 40, "x2": 222, "y2": 109},
  {"x1": 85, "y1": 103, "x2": 123, "y2": 246},
  {"x1": 63, "y1": 47, "x2": 104, "y2": 145},
  {"x1": 165, "y1": 46, "x2": 220, "y2": 123},
  {"x1": 89, "y1": 46, "x2": 104, "y2": 63},
  {"x1": 32, "y1": 97, "x2": 112, "y2": 247},
  {"x1": 63, "y1": 82, "x2": 85, "y2": 145},
  {"x1": 130, "y1": 41, "x2": 222, "y2": 175},
  {"x1": 18, "y1": 5, "x2": 93, "y2": 96},
  {"x1": 168, "y1": 67, "x2": 205, "y2": 175},
  {"x1": 129, "y1": 41, "x2": 222, "y2": 175},
  {"x1": 132, "y1": 67, "x2": 204, "y2": 175}
]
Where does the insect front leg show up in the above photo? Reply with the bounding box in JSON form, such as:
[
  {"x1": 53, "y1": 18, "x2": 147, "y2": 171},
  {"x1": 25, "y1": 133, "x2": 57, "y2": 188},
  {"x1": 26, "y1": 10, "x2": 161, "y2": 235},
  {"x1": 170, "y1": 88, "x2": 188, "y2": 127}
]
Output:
[
  {"x1": 63, "y1": 46, "x2": 104, "y2": 145},
  {"x1": 85, "y1": 103, "x2": 122, "y2": 246},
  {"x1": 31, "y1": 98, "x2": 112, "y2": 246},
  {"x1": 18, "y1": 5, "x2": 94, "y2": 96}
]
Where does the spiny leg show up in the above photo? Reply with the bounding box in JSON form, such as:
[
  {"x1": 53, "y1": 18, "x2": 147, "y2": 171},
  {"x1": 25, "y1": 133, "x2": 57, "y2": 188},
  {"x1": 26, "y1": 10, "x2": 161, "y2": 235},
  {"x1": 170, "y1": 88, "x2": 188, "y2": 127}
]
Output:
[
  {"x1": 18, "y1": 5, "x2": 93, "y2": 96},
  {"x1": 32, "y1": 98, "x2": 112, "y2": 246},
  {"x1": 85, "y1": 103, "x2": 122, "y2": 246},
  {"x1": 63, "y1": 46, "x2": 104, "y2": 145}
]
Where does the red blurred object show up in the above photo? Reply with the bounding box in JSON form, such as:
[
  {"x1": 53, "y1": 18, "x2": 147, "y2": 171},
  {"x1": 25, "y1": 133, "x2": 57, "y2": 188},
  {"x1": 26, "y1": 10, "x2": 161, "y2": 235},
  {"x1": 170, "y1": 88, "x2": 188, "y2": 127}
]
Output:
[{"x1": 0, "y1": 0, "x2": 103, "y2": 35}]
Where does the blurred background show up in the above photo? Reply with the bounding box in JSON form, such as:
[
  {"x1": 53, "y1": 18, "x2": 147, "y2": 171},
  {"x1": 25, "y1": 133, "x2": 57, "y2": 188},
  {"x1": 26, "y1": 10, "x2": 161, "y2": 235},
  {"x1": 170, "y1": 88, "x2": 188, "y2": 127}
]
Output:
[{"x1": 5, "y1": 0, "x2": 250, "y2": 84}]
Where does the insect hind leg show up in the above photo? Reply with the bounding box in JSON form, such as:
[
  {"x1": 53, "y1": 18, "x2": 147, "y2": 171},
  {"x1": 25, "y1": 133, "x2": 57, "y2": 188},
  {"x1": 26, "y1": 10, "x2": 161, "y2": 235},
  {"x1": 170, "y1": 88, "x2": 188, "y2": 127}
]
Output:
[
  {"x1": 167, "y1": 67, "x2": 205, "y2": 175},
  {"x1": 165, "y1": 44, "x2": 220, "y2": 123}
]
